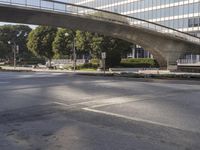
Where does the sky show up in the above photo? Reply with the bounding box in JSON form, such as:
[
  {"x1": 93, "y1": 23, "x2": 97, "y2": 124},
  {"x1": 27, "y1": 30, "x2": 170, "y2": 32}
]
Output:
[
  {"x1": 0, "y1": 0, "x2": 69, "y2": 28},
  {"x1": 0, "y1": 22, "x2": 37, "y2": 29},
  {"x1": 0, "y1": 0, "x2": 75, "y2": 28}
]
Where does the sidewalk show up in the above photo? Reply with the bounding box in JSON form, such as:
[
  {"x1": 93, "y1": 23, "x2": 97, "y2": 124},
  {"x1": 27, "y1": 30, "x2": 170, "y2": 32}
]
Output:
[
  {"x1": 1, "y1": 66, "x2": 200, "y2": 80},
  {"x1": 0, "y1": 66, "x2": 111, "y2": 74}
]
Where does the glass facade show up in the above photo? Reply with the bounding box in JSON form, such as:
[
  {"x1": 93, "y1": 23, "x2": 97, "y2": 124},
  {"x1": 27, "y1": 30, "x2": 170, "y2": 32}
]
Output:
[{"x1": 66, "y1": 0, "x2": 200, "y2": 58}]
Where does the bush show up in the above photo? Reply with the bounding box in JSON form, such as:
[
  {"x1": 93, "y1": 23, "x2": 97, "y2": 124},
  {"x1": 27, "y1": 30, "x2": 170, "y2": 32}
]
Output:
[
  {"x1": 120, "y1": 58, "x2": 159, "y2": 68},
  {"x1": 90, "y1": 59, "x2": 100, "y2": 65},
  {"x1": 76, "y1": 63, "x2": 99, "y2": 70},
  {"x1": 19, "y1": 58, "x2": 46, "y2": 65}
]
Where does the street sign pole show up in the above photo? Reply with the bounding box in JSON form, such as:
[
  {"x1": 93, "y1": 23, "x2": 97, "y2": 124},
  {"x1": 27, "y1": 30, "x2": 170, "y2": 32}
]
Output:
[
  {"x1": 13, "y1": 45, "x2": 16, "y2": 69},
  {"x1": 103, "y1": 59, "x2": 106, "y2": 75},
  {"x1": 101, "y1": 52, "x2": 106, "y2": 75}
]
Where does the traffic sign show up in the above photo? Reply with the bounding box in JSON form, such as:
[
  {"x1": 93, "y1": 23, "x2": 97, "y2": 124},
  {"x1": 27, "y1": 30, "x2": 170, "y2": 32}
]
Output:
[{"x1": 102, "y1": 52, "x2": 106, "y2": 59}]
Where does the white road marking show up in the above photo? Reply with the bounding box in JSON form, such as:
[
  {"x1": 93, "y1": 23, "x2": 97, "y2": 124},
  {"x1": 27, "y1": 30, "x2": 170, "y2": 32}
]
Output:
[
  {"x1": 52, "y1": 92, "x2": 179, "y2": 110},
  {"x1": 82, "y1": 107, "x2": 189, "y2": 132},
  {"x1": 52, "y1": 100, "x2": 105, "y2": 107},
  {"x1": 52, "y1": 96, "x2": 141, "y2": 108},
  {"x1": 50, "y1": 98, "x2": 196, "y2": 133},
  {"x1": 89, "y1": 98, "x2": 140, "y2": 108},
  {"x1": 52, "y1": 101, "x2": 173, "y2": 129},
  {"x1": 52, "y1": 102, "x2": 69, "y2": 107}
]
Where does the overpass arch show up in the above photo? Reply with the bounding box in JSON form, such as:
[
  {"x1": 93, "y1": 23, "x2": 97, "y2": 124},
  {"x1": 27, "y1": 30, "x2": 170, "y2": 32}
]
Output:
[{"x1": 0, "y1": 0, "x2": 200, "y2": 68}]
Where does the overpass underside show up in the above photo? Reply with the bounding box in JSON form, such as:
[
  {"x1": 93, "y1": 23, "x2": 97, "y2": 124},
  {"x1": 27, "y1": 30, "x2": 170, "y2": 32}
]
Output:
[{"x1": 0, "y1": 3, "x2": 200, "y2": 69}]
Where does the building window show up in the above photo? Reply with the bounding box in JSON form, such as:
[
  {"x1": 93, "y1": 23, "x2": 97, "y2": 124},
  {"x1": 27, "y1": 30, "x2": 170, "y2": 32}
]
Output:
[{"x1": 188, "y1": 18, "x2": 200, "y2": 27}]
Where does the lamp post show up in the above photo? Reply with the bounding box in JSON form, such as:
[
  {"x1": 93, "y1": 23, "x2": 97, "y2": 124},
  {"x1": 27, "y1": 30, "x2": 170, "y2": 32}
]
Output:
[
  {"x1": 8, "y1": 41, "x2": 19, "y2": 69},
  {"x1": 65, "y1": 32, "x2": 76, "y2": 72},
  {"x1": 8, "y1": 31, "x2": 23, "y2": 69}
]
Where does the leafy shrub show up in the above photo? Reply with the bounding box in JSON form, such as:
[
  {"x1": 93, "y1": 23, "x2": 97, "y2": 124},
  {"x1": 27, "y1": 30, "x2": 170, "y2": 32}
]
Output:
[
  {"x1": 90, "y1": 59, "x2": 100, "y2": 65},
  {"x1": 76, "y1": 63, "x2": 99, "y2": 70},
  {"x1": 120, "y1": 58, "x2": 159, "y2": 68},
  {"x1": 19, "y1": 58, "x2": 46, "y2": 65}
]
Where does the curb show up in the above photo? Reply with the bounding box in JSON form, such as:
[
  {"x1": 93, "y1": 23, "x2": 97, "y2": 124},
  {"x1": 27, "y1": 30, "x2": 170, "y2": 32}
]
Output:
[{"x1": 1, "y1": 68, "x2": 200, "y2": 81}]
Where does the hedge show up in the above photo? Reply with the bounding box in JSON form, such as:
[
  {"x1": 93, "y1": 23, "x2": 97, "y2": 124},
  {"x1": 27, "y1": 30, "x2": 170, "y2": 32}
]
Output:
[
  {"x1": 120, "y1": 58, "x2": 159, "y2": 68},
  {"x1": 75, "y1": 63, "x2": 99, "y2": 70},
  {"x1": 19, "y1": 58, "x2": 46, "y2": 65}
]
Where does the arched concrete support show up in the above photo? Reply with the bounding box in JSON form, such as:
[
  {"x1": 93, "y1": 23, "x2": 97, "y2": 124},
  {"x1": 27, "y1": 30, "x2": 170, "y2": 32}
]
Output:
[{"x1": 0, "y1": 4, "x2": 199, "y2": 68}]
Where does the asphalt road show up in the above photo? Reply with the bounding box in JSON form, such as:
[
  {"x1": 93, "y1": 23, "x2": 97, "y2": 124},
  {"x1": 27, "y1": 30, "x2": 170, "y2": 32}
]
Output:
[{"x1": 0, "y1": 72, "x2": 200, "y2": 150}]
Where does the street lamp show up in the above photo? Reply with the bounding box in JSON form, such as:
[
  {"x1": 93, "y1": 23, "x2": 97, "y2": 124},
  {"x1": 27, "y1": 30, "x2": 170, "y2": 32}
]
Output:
[
  {"x1": 8, "y1": 41, "x2": 19, "y2": 69},
  {"x1": 65, "y1": 32, "x2": 76, "y2": 72},
  {"x1": 7, "y1": 31, "x2": 23, "y2": 69}
]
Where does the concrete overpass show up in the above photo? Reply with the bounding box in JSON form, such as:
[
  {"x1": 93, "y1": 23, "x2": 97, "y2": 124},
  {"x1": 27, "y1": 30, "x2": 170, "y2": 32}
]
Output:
[{"x1": 0, "y1": 0, "x2": 200, "y2": 69}]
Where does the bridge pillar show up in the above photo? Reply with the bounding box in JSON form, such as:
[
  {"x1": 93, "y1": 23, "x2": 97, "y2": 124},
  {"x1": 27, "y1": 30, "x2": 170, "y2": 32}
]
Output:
[
  {"x1": 165, "y1": 50, "x2": 185, "y2": 71},
  {"x1": 151, "y1": 49, "x2": 184, "y2": 70}
]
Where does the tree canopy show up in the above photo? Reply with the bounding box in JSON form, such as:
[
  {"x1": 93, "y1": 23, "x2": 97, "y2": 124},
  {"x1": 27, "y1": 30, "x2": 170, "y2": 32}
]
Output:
[
  {"x1": 75, "y1": 31, "x2": 132, "y2": 67},
  {"x1": 53, "y1": 28, "x2": 75, "y2": 59},
  {"x1": 0, "y1": 25, "x2": 134, "y2": 67},
  {"x1": 0, "y1": 25, "x2": 32, "y2": 60},
  {"x1": 27, "y1": 26, "x2": 57, "y2": 61}
]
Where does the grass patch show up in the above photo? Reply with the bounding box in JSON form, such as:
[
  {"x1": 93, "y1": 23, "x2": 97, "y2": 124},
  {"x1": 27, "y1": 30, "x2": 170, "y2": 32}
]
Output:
[{"x1": 79, "y1": 68, "x2": 97, "y2": 71}]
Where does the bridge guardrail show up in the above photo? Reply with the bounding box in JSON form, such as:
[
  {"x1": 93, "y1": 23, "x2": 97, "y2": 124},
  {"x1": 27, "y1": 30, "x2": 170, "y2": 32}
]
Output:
[
  {"x1": 0, "y1": 0, "x2": 200, "y2": 44},
  {"x1": 178, "y1": 59, "x2": 200, "y2": 64}
]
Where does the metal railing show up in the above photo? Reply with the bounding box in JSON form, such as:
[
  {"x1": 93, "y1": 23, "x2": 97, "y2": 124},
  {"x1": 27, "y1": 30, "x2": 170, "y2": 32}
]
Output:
[
  {"x1": 0, "y1": 0, "x2": 200, "y2": 44},
  {"x1": 51, "y1": 59, "x2": 86, "y2": 65},
  {"x1": 178, "y1": 58, "x2": 200, "y2": 64}
]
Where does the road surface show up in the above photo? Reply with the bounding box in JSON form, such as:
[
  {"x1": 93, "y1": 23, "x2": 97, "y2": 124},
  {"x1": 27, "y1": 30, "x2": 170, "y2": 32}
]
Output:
[{"x1": 0, "y1": 72, "x2": 200, "y2": 150}]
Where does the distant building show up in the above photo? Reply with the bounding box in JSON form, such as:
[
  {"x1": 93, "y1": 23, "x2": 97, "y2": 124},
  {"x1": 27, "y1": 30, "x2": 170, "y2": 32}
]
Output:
[{"x1": 68, "y1": 0, "x2": 200, "y2": 59}]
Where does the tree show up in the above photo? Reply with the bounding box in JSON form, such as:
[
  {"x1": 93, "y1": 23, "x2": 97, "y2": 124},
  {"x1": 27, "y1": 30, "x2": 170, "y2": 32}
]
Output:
[
  {"x1": 75, "y1": 31, "x2": 98, "y2": 59},
  {"x1": 0, "y1": 25, "x2": 32, "y2": 60},
  {"x1": 89, "y1": 33, "x2": 104, "y2": 59},
  {"x1": 27, "y1": 26, "x2": 57, "y2": 63},
  {"x1": 53, "y1": 28, "x2": 75, "y2": 59},
  {"x1": 75, "y1": 31, "x2": 133, "y2": 67},
  {"x1": 13, "y1": 25, "x2": 32, "y2": 59},
  {"x1": 0, "y1": 41, "x2": 8, "y2": 59},
  {"x1": 98, "y1": 36, "x2": 120, "y2": 67},
  {"x1": 115, "y1": 39, "x2": 132, "y2": 58},
  {"x1": 103, "y1": 38, "x2": 132, "y2": 67},
  {"x1": 90, "y1": 34, "x2": 132, "y2": 67}
]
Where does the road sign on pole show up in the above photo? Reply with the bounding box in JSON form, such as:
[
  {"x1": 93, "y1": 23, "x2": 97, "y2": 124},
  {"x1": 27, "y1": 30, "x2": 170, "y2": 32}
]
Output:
[{"x1": 101, "y1": 52, "x2": 106, "y2": 59}]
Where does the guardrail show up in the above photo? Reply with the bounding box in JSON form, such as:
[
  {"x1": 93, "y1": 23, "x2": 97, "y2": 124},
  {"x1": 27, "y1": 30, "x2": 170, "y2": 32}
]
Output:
[
  {"x1": 0, "y1": 0, "x2": 200, "y2": 44},
  {"x1": 178, "y1": 58, "x2": 200, "y2": 64},
  {"x1": 51, "y1": 59, "x2": 86, "y2": 65}
]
